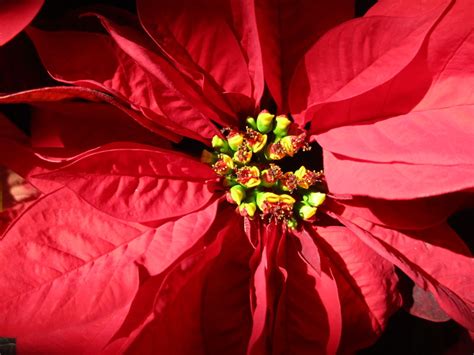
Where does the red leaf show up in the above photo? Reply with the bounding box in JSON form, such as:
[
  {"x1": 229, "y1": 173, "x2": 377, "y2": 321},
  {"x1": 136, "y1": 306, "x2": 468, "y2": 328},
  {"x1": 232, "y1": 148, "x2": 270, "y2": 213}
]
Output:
[
  {"x1": 291, "y1": 228, "x2": 321, "y2": 274},
  {"x1": 0, "y1": 86, "x2": 103, "y2": 103},
  {"x1": 112, "y1": 210, "x2": 251, "y2": 354},
  {"x1": 256, "y1": 0, "x2": 354, "y2": 111},
  {"x1": 0, "y1": 0, "x2": 43, "y2": 45},
  {"x1": 122, "y1": 250, "x2": 218, "y2": 354},
  {"x1": 324, "y1": 150, "x2": 474, "y2": 199},
  {"x1": 94, "y1": 14, "x2": 232, "y2": 132},
  {"x1": 334, "y1": 193, "x2": 469, "y2": 230},
  {"x1": 273, "y1": 231, "x2": 342, "y2": 354},
  {"x1": 198, "y1": 211, "x2": 253, "y2": 354},
  {"x1": 138, "y1": 0, "x2": 252, "y2": 97},
  {"x1": 27, "y1": 26, "x2": 219, "y2": 143},
  {"x1": 137, "y1": 0, "x2": 261, "y2": 110},
  {"x1": 307, "y1": 0, "x2": 473, "y2": 134},
  {"x1": 34, "y1": 145, "x2": 217, "y2": 223},
  {"x1": 0, "y1": 86, "x2": 182, "y2": 143},
  {"x1": 136, "y1": 200, "x2": 220, "y2": 276},
  {"x1": 247, "y1": 223, "x2": 342, "y2": 354},
  {"x1": 290, "y1": 0, "x2": 451, "y2": 125},
  {"x1": 29, "y1": 101, "x2": 169, "y2": 150},
  {"x1": 0, "y1": 201, "x2": 32, "y2": 235},
  {"x1": 316, "y1": 106, "x2": 474, "y2": 166},
  {"x1": 0, "y1": 188, "x2": 150, "y2": 353},
  {"x1": 246, "y1": 221, "x2": 271, "y2": 355},
  {"x1": 312, "y1": 226, "x2": 401, "y2": 352},
  {"x1": 309, "y1": 0, "x2": 474, "y2": 200},
  {"x1": 331, "y1": 208, "x2": 474, "y2": 330}
]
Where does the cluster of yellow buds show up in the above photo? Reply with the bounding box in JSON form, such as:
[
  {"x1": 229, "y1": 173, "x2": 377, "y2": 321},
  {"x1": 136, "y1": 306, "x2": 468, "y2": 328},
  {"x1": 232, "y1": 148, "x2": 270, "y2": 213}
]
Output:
[{"x1": 202, "y1": 110, "x2": 326, "y2": 228}]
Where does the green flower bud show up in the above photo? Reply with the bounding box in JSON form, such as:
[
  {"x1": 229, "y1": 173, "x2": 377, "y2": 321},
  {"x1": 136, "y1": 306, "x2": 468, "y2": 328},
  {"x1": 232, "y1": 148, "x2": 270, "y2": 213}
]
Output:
[
  {"x1": 246, "y1": 116, "x2": 258, "y2": 130},
  {"x1": 279, "y1": 172, "x2": 298, "y2": 192},
  {"x1": 273, "y1": 115, "x2": 292, "y2": 137},
  {"x1": 261, "y1": 170, "x2": 275, "y2": 187},
  {"x1": 212, "y1": 135, "x2": 230, "y2": 153},
  {"x1": 295, "y1": 167, "x2": 322, "y2": 189},
  {"x1": 294, "y1": 166, "x2": 307, "y2": 180},
  {"x1": 229, "y1": 185, "x2": 246, "y2": 205},
  {"x1": 260, "y1": 164, "x2": 282, "y2": 188},
  {"x1": 256, "y1": 110, "x2": 275, "y2": 133},
  {"x1": 239, "y1": 201, "x2": 257, "y2": 218},
  {"x1": 306, "y1": 192, "x2": 326, "y2": 207},
  {"x1": 298, "y1": 203, "x2": 317, "y2": 220}
]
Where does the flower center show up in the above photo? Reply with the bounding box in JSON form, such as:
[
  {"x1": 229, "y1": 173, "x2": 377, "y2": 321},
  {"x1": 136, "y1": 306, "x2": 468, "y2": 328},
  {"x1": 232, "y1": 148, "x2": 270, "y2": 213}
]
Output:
[{"x1": 202, "y1": 110, "x2": 327, "y2": 228}]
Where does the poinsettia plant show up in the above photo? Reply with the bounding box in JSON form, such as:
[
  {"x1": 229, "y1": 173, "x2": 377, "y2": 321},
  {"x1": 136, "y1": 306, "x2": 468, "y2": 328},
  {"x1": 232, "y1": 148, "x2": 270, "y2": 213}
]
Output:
[{"x1": 0, "y1": 0, "x2": 473, "y2": 354}]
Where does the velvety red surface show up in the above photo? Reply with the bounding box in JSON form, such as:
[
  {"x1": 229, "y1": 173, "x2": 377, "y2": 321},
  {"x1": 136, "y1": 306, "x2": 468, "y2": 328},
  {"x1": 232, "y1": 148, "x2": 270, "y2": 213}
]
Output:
[{"x1": 0, "y1": 0, "x2": 472, "y2": 353}]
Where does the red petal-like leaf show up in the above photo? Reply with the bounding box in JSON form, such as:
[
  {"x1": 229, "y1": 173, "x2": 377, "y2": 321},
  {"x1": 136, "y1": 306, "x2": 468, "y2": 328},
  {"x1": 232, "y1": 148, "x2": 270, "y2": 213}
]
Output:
[
  {"x1": 137, "y1": 200, "x2": 219, "y2": 276},
  {"x1": 247, "y1": 221, "x2": 271, "y2": 355},
  {"x1": 0, "y1": 86, "x2": 103, "y2": 103},
  {"x1": 137, "y1": 0, "x2": 259, "y2": 110},
  {"x1": 292, "y1": 228, "x2": 321, "y2": 275},
  {"x1": 0, "y1": 86, "x2": 182, "y2": 143},
  {"x1": 335, "y1": 193, "x2": 470, "y2": 230},
  {"x1": 34, "y1": 145, "x2": 217, "y2": 223},
  {"x1": 316, "y1": 106, "x2": 474, "y2": 166},
  {"x1": 94, "y1": 15, "x2": 232, "y2": 131},
  {"x1": 0, "y1": 188, "x2": 150, "y2": 353},
  {"x1": 256, "y1": 0, "x2": 354, "y2": 111},
  {"x1": 308, "y1": 0, "x2": 473, "y2": 133},
  {"x1": 115, "y1": 210, "x2": 251, "y2": 354},
  {"x1": 198, "y1": 211, "x2": 253, "y2": 354},
  {"x1": 273, "y1": 231, "x2": 342, "y2": 354},
  {"x1": 290, "y1": 0, "x2": 451, "y2": 125},
  {"x1": 29, "y1": 101, "x2": 168, "y2": 150},
  {"x1": 330, "y1": 207, "x2": 474, "y2": 330},
  {"x1": 310, "y1": 1, "x2": 474, "y2": 199},
  {"x1": 324, "y1": 150, "x2": 474, "y2": 199},
  {"x1": 28, "y1": 26, "x2": 219, "y2": 142},
  {"x1": 311, "y1": 226, "x2": 401, "y2": 352},
  {"x1": 0, "y1": 33, "x2": 51, "y2": 93},
  {"x1": 138, "y1": 0, "x2": 252, "y2": 97},
  {"x1": 0, "y1": 0, "x2": 43, "y2": 45},
  {"x1": 123, "y1": 248, "x2": 219, "y2": 355}
]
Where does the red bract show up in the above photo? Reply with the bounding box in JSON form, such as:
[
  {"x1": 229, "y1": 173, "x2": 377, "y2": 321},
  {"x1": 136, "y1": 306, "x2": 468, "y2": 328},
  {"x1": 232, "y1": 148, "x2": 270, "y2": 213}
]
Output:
[
  {"x1": 291, "y1": 0, "x2": 474, "y2": 199},
  {"x1": 0, "y1": 0, "x2": 473, "y2": 354},
  {"x1": 0, "y1": 0, "x2": 43, "y2": 46}
]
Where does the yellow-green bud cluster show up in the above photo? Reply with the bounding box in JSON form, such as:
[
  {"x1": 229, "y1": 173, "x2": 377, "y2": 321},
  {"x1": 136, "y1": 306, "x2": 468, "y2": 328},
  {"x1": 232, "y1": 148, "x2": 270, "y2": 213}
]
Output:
[{"x1": 203, "y1": 110, "x2": 326, "y2": 228}]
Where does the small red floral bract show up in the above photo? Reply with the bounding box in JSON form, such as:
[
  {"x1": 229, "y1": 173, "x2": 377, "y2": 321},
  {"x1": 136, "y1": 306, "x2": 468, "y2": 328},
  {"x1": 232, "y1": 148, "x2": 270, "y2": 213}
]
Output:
[{"x1": 0, "y1": 0, "x2": 473, "y2": 354}]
